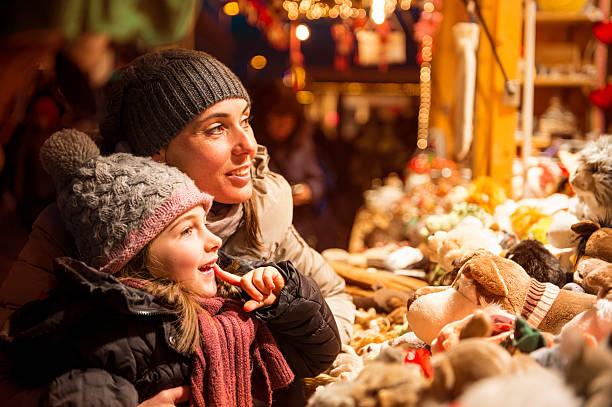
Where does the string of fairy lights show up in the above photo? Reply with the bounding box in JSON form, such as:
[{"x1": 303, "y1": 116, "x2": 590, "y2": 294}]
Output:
[
  {"x1": 281, "y1": 0, "x2": 412, "y2": 21},
  {"x1": 223, "y1": 0, "x2": 437, "y2": 150},
  {"x1": 417, "y1": 16, "x2": 434, "y2": 150}
]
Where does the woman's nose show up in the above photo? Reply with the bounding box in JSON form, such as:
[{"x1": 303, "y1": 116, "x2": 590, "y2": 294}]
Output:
[{"x1": 232, "y1": 126, "x2": 257, "y2": 158}]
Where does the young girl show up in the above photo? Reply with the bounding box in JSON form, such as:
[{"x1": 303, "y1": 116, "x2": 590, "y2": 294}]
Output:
[{"x1": 1, "y1": 129, "x2": 341, "y2": 407}]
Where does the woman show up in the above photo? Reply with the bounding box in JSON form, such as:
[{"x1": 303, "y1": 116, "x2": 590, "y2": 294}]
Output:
[{"x1": 4, "y1": 48, "x2": 354, "y2": 344}]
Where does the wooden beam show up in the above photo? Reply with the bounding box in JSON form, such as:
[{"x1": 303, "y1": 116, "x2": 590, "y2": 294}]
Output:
[{"x1": 474, "y1": 0, "x2": 522, "y2": 194}]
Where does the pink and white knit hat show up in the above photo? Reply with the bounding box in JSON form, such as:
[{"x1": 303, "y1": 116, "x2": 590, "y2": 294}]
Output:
[{"x1": 40, "y1": 129, "x2": 212, "y2": 274}]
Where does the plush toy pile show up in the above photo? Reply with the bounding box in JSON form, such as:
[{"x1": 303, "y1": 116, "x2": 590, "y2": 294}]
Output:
[{"x1": 309, "y1": 137, "x2": 612, "y2": 407}]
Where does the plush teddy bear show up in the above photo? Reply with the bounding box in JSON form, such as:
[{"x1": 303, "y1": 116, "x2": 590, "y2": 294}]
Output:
[
  {"x1": 427, "y1": 338, "x2": 538, "y2": 402},
  {"x1": 570, "y1": 220, "x2": 612, "y2": 294},
  {"x1": 407, "y1": 249, "x2": 597, "y2": 344}
]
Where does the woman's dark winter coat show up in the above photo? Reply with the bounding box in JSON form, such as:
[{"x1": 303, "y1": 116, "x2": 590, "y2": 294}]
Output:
[{"x1": 1, "y1": 255, "x2": 341, "y2": 406}]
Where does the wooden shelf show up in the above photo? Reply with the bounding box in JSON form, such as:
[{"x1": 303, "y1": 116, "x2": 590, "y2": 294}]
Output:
[
  {"x1": 535, "y1": 10, "x2": 603, "y2": 24},
  {"x1": 533, "y1": 75, "x2": 598, "y2": 87}
]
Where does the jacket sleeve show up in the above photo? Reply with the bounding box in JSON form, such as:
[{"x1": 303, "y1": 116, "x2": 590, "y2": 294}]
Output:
[
  {"x1": 0, "y1": 204, "x2": 75, "y2": 328},
  {"x1": 251, "y1": 261, "x2": 342, "y2": 378},
  {"x1": 272, "y1": 225, "x2": 355, "y2": 344},
  {"x1": 44, "y1": 369, "x2": 138, "y2": 407}
]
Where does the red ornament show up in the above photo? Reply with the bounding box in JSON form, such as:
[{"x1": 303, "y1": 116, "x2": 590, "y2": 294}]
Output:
[
  {"x1": 404, "y1": 348, "x2": 433, "y2": 378},
  {"x1": 593, "y1": 21, "x2": 612, "y2": 45},
  {"x1": 589, "y1": 83, "x2": 612, "y2": 109}
]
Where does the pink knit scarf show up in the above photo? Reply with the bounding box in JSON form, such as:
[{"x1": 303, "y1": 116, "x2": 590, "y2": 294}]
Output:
[{"x1": 190, "y1": 297, "x2": 294, "y2": 407}]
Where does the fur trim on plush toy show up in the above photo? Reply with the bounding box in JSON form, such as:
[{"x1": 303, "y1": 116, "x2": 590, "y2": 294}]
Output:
[
  {"x1": 407, "y1": 250, "x2": 597, "y2": 344},
  {"x1": 505, "y1": 239, "x2": 571, "y2": 288}
]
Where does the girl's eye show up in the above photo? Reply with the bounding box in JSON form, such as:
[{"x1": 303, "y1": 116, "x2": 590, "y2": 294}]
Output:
[{"x1": 181, "y1": 227, "x2": 193, "y2": 237}]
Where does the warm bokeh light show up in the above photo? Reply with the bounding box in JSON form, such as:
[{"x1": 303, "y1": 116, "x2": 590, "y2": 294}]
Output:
[
  {"x1": 223, "y1": 1, "x2": 240, "y2": 16},
  {"x1": 295, "y1": 24, "x2": 310, "y2": 41},
  {"x1": 296, "y1": 90, "x2": 315, "y2": 104},
  {"x1": 250, "y1": 55, "x2": 267, "y2": 70},
  {"x1": 400, "y1": 0, "x2": 412, "y2": 10},
  {"x1": 371, "y1": 0, "x2": 386, "y2": 24}
]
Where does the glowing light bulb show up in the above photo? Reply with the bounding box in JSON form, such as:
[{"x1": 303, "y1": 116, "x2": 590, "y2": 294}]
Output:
[
  {"x1": 223, "y1": 2, "x2": 239, "y2": 16},
  {"x1": 250, "y1": 55, "x2": 267, "y2": 70},
  {"x1": 296, "y1": 24, "x2": 310, "y2": 41},
  {"x1": 371, "y1": 0, "x2": 385, "y2": 24}
]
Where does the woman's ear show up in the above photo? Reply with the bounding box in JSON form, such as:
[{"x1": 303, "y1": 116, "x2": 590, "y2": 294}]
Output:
[{"x1": 152, "y1": 148, "x2": 166, "y2": 163}]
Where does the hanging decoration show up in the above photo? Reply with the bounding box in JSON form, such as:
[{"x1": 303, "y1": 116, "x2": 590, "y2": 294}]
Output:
[
  {"x1": 239, "y1": 0, "x2": 290, "y2": 50},
  {"x1": 331, "y1": 20, "x2": 355, "y2": 71},
  {"x1": 354, "y1": 17, "x2": 406, "y2": 71},
  {"x1": 413, "y1": 0, "x2": 443, "y2": 150}
]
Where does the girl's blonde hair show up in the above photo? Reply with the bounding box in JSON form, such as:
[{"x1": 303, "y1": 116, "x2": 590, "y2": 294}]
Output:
[{"x1": 118, "y1": 246, "x2": 203, "y2": 354}]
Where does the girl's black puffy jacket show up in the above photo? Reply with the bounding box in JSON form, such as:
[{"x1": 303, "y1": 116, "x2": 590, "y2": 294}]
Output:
[{"x1": 1, "y1": 255, "x2": 341, "y2": 406}]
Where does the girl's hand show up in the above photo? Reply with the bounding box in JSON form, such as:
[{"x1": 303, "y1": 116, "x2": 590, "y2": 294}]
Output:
[
  {"x1": 138, "y1": 385, "x2": 191, "y2": 406},
  {"x1": 214, "y1": 265, "x2": 285, "y2": 312}
]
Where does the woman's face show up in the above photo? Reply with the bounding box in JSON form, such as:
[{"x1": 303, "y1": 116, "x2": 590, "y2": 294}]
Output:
[
  {"x1": 156, "y1": 98, "x2": 257, "y2": 204},
  {"x1": 148, "y1": 205, "x2": 221, "y2": 297}
]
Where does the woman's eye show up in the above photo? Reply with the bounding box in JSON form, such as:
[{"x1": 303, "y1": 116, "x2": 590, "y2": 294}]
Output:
[
  {"x1": 203, "y1": 124, "x2": 225, "y2": 136},
  {"x1": 241, "y1": 115, "x2": 252, "y2": 128},
  {"x1": 181, "y1": 227, "x2": 193, "y2": 236}
]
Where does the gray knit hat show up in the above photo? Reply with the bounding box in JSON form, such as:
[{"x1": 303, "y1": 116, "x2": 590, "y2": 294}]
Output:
[
  {"x1": 100, "y1": 48, "x2": 251, "y2": 157},
  {"x1": 40, "y1": 128, "x2": 213, "y2": 274}
]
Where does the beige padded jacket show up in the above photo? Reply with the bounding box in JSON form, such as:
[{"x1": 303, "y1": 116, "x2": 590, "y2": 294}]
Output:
[{"x1": 0, "y1": 146, "x2": 354, "y2": 343}]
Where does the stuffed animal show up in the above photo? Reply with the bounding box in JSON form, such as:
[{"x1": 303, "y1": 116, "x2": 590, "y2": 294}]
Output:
[
  {"x1": 427, "y1": 217, "x2": 503, "y2": 272},
  {"x1": 427, "y1": 338, "x2": 538, "y2": 402},
  {"x1": 572, "y1": 220, "x2": 612, "y2": 294},
  {"x1": 563, "y1": 330, "x2": 612, "y2": 407},
  {"x1": 307, "y1": 348, "x2": 429, "y2": 407},
  {"x1": 407, "y1": 249, "x2": 597, "y2": 344},
  {"x1": 505, "y1": 239, "x2": 571, "y2": 288},
  {"x1": 561, "y1": 265, "x2": 612, "y2": 345},
  {"x1": 457, "y1": 368, "x2": 581, "y2": 407},
  {"x1": 353, "y1": 286, "x2": 414, "y2": 314},
  {"x1": 547, "y1": 136, "x2": 612, "y2": 249}
]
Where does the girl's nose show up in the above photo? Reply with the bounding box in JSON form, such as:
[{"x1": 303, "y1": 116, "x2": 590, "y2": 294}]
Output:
[{"x1": 204, "y1": 228, "x2": 222, "y2": 252}]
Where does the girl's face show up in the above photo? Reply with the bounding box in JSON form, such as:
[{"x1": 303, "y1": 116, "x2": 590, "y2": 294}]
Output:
[
  {"x1": 155, "y1": 98, "x2": 257, "y2": 204},
  {"x1": 147, "y1": 205, "x2": 222, "y2": 297}
]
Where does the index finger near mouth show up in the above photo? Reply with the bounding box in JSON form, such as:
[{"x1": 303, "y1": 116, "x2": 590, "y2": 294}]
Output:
[{"x1": 213, "y1": 265, "x2": 242, "y2": 286}]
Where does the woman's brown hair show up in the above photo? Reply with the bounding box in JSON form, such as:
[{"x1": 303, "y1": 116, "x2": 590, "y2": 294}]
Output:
[{"x1": 244, "y1": 197, "x2": 263, "y2": 250}]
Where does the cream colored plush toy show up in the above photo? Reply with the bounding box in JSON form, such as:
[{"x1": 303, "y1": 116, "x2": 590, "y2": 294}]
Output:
[
  {"x1": 407, "y1": 249, "x2": 596, "y2": 344},
  {"x1": 427, "y1": 217, "x2": 503, "y2": 272}
]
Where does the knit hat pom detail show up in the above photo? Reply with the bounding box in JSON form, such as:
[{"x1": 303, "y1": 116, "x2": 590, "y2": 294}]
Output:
[{"x1": 40, "y1": 129, "x2": 99, "y2": 185}]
